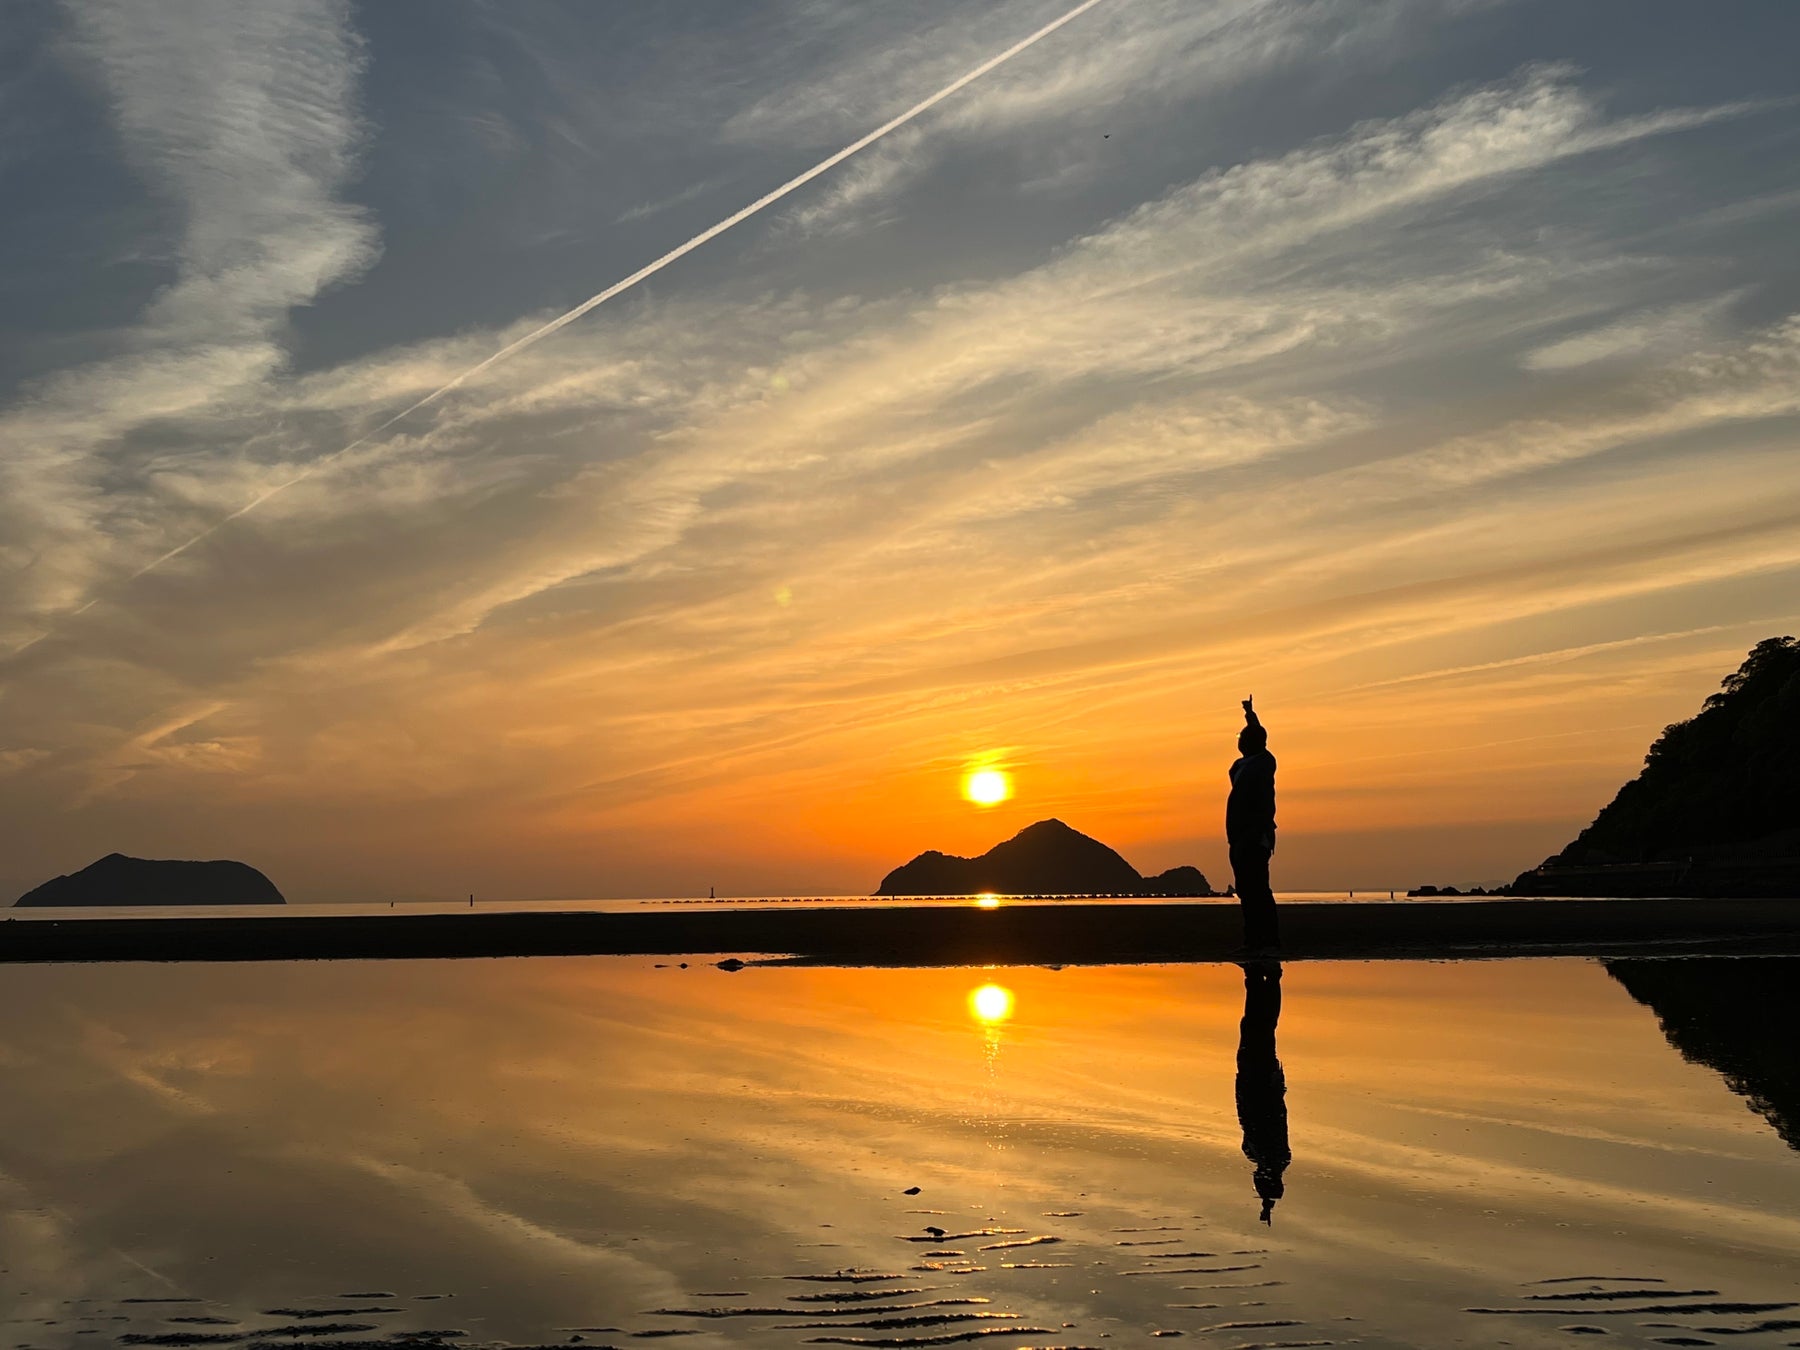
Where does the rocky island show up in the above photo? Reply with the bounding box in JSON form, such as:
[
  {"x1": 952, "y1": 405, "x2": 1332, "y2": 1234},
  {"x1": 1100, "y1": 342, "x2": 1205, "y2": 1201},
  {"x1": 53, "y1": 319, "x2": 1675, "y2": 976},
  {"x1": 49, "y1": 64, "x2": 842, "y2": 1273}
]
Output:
[
  {"x1": 1513, "y1": 636, "x2": 1799, "y2": 897},
  {"x1": 875, "y1": 818, "x2": 1214, "y2": 896},
  {"x1": 15, "y1": 853, "x2": 286, "y2": 907}
]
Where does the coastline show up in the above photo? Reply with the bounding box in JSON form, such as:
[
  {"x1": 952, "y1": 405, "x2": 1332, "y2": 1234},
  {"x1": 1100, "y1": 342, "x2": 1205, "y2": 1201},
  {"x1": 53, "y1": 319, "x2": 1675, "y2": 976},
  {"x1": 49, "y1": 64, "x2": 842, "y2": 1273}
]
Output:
[{"x1": 3, "y1": 895, "x2": 1798, "y2": 964}]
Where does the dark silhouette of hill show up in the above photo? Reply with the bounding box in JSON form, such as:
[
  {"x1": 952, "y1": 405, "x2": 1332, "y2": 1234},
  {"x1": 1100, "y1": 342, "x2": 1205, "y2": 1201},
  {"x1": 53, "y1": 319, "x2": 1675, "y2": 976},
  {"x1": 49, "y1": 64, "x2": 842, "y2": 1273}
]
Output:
[
  {"x1": 15, "y1": 853, "x2": 285, "y2": 907},
  {"x1": 1513, "y1": 636, "x2": 1800, "y2": 896},
  {"x1": 875, "y1": 818, "x2": 1213, "y2": 896},
  {"x1": 1606, "y1": 957, "x2": 1800, "y2": 1152}
]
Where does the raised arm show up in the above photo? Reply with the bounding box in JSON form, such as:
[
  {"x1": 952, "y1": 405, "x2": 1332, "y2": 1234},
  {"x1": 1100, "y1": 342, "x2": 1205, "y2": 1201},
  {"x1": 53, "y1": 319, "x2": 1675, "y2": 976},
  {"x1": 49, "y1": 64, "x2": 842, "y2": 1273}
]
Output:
[{"x1": 1242, "y1": 695, "x2": 1264, "y2": 737}]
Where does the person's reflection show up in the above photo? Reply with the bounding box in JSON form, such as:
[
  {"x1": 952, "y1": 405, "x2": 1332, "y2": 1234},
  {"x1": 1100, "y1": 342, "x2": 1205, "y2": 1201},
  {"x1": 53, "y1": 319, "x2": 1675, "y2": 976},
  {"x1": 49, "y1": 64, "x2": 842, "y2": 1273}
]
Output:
[{"x1": 1235, "y1": 961, "x2": 1290, "y2": 1224}]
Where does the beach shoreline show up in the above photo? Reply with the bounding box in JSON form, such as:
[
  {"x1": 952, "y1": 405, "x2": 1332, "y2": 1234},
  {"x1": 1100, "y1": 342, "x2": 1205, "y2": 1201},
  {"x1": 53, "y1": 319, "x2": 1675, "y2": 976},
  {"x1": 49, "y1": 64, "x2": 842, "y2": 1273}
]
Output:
[{"x1": 3, "y1": 895, "x2": 1797, "y2": 964}]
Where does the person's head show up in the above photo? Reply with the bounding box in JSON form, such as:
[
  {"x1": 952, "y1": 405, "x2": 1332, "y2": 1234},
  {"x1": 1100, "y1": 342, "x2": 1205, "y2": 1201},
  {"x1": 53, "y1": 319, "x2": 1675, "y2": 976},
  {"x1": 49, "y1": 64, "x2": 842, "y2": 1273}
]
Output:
[{"x1": 1238, "y1": 722, "x2": 1267, "y2": 755}]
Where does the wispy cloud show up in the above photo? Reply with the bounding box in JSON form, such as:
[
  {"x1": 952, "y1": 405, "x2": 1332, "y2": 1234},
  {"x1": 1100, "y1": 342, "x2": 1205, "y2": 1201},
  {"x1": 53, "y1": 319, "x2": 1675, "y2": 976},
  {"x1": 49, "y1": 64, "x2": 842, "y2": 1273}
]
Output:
[{"x1": 2, "y1": 3, "x2": 1796, "y2": 896}]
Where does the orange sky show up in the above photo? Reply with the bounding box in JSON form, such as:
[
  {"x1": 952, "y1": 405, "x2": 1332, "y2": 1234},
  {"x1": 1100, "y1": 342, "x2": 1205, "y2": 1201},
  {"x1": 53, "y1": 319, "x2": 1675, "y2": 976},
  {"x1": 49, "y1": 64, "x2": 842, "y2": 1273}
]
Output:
[{"x1": 3, "y1": 4, "x2": 1798, "y2": 900}]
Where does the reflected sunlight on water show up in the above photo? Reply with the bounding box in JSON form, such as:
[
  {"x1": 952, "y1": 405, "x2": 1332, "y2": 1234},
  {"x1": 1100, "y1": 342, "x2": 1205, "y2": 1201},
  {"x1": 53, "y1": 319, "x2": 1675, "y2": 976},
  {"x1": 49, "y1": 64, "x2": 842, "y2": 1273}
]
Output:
[{"x1": 0, "y1": 957, "x2": 1796, "y2": 1349}]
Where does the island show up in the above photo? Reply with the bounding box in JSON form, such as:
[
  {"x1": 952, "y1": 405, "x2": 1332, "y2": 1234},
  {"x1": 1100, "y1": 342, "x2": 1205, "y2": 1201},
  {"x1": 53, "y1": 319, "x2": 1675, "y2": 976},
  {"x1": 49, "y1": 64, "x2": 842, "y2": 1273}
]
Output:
[
  {"x1": 875, "y1": 818, "x2": 1214, "y2": 896},
  {"x1": 14, "y1": 853, "x2": 286, "y2": 907},
  {"x1": 1512, "y1": 636, "x2": 1799, "y2": 897}
]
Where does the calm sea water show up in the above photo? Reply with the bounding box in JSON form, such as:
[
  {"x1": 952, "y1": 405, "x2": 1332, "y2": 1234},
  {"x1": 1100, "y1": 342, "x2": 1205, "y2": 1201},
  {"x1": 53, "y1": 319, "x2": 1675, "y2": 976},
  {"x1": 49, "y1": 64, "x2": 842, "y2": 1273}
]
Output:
[{"x1": 2, "y1": 957, "x2": 1795, "y2": 1349}]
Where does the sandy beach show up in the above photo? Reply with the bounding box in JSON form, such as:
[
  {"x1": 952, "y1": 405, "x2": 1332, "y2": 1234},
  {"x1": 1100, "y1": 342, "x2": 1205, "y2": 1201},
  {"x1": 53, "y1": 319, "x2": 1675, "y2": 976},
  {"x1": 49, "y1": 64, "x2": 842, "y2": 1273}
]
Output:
[{"x1": 4, "y1": 894, "x2": 1798, "y2": 964}]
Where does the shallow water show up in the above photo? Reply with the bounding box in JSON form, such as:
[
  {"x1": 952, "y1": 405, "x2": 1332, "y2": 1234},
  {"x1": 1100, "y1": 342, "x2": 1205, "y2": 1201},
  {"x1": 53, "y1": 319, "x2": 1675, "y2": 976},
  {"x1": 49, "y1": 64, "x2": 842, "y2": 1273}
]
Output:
[{"x1": 1, "y1": 957, "x2": 1796, "y2": 1349}]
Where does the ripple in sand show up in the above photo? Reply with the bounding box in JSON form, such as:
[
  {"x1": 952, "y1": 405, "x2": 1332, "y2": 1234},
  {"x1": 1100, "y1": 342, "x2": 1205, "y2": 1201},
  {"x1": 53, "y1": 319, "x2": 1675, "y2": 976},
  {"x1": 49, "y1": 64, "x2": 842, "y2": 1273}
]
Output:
[
  {"x1": 786, "y1": 1273, "x2": 910, "y2": 1284},
  {"x1": 242, "y1": 1324, "x2": 383, "y2": 1338},
  {"x1": 1468, "y1": 1302, "x2": 1797, "y2": 1316},
  {"x1": 1000, "y1": 1263, "x2": 1072, "y2": 1270},
  {"x1": 1530, "y1": 1277, "x2": 1667, "y2": 1286},
  {"x1": 977, "y1": 1237, "x2": 1060, "y2": 1252},
  {"x1": 789, "y1": 1290, "x2": 943, "y2": 1304},
  {"x1": 649, "y1": 1300, "x2": 992, "y2": 1320},
  {"x1": 1650, "y1": 1340, "x2": 1714, "y2": 1347},
  {"x1": 1662, "y1": 1319, "x2": 1800, "y2": 1335},
  {"x1": 778, "y1": 1314, "x2": 1024, "y2": 1332},
  {"x1": 910, "y1": 1264, "x2": 986, "y2": 1275},
  {"x1": 1558, "y1": 1328, "x2": 1608, "y2": 1336},
  {"x1": 901, "y1": 1230, "x2": 1024, "y2": 1244},
  {"x1": 1526, "y1": 1290, "x2": 1717, "y2": 1303},
  {"x1": 923, "y1": 1251, "x2": 965, "y2": 1258},
  {"x1": 1115, "y1": 1240, "x2": 1180, "y2": 1247},
  {"x1": 260, "y1": 1311, "x2": 403, "y2": 1320},
  {"x1": 1180, "y1": 1282, "x2": 1283, "y2": 1292},
  {"x1": 120, "y1": 1335, "x2": 246, "y2": 1346},
  {"x1": 1122, "y1": 1265, "x2": 1260, "y2": 1277},
  {"x1": 1041, "y1": 1212, "x2": 1083, "y2": 1218},
  {"x1": 1110, "y1": 1226, "x2": 1182, "y2": 1233},
  {"x1": 801, "y1": 1329, "x2": 1057, "y2": 1347},
  {"x1": 1196, "y1": 1322, "x2": 1303, "y2": 1333}
]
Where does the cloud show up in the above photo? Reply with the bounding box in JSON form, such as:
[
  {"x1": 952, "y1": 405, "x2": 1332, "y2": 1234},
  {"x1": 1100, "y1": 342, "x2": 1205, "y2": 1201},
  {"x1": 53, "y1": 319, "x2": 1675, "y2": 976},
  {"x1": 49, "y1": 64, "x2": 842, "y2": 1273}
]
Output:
[
  {"x1": 0, "y1": 0, "x2": 375, "y2": 639},
  {"x1": 2, "y1": 8, "x2": 1796, "y2": 896},
  {"x1": 1520, "y1": 291, "x2": 1744, "y2": 371}
]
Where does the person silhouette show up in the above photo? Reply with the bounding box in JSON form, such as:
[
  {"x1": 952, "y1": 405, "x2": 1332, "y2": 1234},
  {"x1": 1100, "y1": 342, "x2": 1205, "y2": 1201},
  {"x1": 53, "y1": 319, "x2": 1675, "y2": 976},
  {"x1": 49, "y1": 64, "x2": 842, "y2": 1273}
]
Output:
[
  {"x1": 1227, "y1": 696, "x2": 1279, "y2": 952},
  {"x1": 1235, "y1": 961, "x2": 1290, "y2": 1224}
]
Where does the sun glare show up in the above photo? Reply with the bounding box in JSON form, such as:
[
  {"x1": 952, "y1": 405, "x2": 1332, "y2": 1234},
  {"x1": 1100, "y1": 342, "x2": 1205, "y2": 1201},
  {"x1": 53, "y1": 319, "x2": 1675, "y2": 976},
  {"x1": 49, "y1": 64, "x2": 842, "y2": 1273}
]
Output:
[
  {"x1": 964, "y1": 768, "x2": 1011, "y2": 806},
  {"x1": 969, "y1": 983, "x2": 1015, "y2": 1023}
]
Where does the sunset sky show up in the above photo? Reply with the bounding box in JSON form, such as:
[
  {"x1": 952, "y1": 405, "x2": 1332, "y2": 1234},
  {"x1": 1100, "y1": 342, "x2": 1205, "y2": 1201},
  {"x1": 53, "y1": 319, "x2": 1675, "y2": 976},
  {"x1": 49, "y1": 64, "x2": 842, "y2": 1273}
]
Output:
[{"x1": 4, "y1": 0, "x2": 1798, "y2": 901}]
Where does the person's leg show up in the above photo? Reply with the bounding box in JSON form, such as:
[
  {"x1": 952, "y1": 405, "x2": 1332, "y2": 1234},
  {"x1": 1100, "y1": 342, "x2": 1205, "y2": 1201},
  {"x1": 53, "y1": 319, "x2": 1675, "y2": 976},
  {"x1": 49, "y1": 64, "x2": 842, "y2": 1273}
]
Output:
[{"x1": 1230, "y1": 845, "x2": 1278, "y2": 949}]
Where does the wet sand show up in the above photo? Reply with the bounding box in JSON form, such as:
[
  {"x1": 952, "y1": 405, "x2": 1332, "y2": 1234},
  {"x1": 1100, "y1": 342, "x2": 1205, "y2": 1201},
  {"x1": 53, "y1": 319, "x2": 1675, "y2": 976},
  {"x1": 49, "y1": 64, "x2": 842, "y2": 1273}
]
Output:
[{"x1": 2, "y1": 894, "x2": 1797, "y2": 963}]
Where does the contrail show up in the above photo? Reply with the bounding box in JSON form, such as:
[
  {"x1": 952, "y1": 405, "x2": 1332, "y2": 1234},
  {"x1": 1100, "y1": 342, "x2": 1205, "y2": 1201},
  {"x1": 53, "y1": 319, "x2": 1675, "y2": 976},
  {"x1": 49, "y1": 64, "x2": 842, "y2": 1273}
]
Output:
[{"x1": 91, "y1": 0, "x2": 1116, "y2": 601}]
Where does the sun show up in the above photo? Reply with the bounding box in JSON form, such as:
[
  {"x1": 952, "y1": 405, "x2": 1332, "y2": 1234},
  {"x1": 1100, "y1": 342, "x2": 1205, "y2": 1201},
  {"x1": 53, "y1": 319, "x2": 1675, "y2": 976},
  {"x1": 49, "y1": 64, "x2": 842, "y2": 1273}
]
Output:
[
  {"x1": 963, "y1": 767, "x2": 1011, "y2": 806},
  {"x1": 969, "y1": 983, "x2": 1015, "y2": 1023}
]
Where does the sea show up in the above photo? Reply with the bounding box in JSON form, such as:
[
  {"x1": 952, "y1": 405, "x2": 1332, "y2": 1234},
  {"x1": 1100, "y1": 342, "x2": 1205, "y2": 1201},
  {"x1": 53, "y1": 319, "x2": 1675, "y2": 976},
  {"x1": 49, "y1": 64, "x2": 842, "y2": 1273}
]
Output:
[{"x1": 1, "y1": 951, "x2": 1796, "y2": 1348}]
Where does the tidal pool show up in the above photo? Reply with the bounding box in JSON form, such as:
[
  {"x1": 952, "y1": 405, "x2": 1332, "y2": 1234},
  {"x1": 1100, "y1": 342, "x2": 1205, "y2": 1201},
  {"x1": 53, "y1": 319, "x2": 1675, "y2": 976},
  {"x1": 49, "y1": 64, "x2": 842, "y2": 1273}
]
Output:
[{"x1": 1, "y1": 956, "x2": 1796, "y2": 1349}]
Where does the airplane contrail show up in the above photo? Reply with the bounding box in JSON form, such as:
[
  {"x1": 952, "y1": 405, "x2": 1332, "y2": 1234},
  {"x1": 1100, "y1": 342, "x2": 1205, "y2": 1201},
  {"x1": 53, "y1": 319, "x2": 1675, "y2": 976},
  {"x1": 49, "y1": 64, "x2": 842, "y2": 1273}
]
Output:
[{"x1": 91, "y1": 0, "x2": 1116, "y2": 602}]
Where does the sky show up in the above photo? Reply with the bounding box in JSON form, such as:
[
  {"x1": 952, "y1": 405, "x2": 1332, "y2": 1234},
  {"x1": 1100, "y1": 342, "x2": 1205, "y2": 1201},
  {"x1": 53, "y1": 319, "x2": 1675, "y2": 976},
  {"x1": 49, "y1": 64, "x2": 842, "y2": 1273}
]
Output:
[{"x1": 3, "y1": 0, "x2": 1799, "y2": 901}]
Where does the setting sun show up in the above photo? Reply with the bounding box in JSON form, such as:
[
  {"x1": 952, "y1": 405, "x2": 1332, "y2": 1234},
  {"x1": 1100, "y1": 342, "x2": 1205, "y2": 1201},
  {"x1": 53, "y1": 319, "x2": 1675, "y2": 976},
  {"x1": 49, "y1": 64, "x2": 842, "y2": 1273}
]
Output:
[
  {"x1": 969, "y1": 983, "x2": 1015, "y2": 1023},
  {"x1": 964, "y1": 768, "x2": 1012, "y2": 806}
]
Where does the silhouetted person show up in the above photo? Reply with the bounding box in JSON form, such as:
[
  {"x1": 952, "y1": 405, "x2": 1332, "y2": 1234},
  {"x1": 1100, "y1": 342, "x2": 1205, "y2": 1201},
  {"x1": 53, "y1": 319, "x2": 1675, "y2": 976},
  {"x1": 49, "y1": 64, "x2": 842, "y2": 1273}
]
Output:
[
  {"x1": 1236, "y1": 961, "x2": 1290, "y2": 1223},
  {"x1": 1227, "y1": 696, "x2": 1278, "y2": 952}
]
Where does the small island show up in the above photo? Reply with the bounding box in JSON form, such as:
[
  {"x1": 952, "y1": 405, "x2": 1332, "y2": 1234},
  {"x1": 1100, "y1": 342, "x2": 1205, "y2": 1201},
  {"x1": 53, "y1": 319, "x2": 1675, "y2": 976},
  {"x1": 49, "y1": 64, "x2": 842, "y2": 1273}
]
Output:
[
  {"x1": 14, "y1": 853, "x2": 286, "y2": 907},
  {"x1": 875, "y1": 818, "x2": 1214, "y2": 896}
]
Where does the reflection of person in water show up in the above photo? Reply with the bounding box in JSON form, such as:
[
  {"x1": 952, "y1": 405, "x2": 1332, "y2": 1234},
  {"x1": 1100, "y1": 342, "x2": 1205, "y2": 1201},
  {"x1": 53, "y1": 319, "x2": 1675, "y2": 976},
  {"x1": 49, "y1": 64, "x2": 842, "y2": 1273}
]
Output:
[
  {"x1": 1227, "y1": 696, "x2": 1279, "y2": 953},
  {"x1": 1236, "y1": 961, "x2": 1290, "y2": 1224}
]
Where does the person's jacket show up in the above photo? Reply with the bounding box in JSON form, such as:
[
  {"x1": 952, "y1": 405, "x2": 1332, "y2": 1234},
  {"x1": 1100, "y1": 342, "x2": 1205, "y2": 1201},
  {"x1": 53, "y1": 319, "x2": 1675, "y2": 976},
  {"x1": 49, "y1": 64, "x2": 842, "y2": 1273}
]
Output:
[{"x1": 1227, "y1": 749, "x2": 1277, "y2": 849}]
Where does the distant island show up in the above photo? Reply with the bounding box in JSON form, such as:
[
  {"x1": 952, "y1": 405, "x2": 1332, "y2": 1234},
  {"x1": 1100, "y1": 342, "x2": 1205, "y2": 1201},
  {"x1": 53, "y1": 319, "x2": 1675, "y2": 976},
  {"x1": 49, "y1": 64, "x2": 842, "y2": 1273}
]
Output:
[
  {"x1": 1513, "y1": 636, "x2": 1800, "y2": 898},
  {"x1": 875, "y1": 818, "x2": 1214, "y2": 896},
  {"x1": 14, "y1": 853, "x2": 285, "y2": 907}
]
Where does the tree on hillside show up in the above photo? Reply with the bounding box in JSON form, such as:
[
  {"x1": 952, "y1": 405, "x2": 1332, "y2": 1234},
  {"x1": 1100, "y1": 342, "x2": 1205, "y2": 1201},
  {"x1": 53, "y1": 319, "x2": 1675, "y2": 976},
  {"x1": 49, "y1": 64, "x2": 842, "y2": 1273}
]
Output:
[{"x1": 1552, "y1": 636, "x2": 1800, "y2": 866}]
